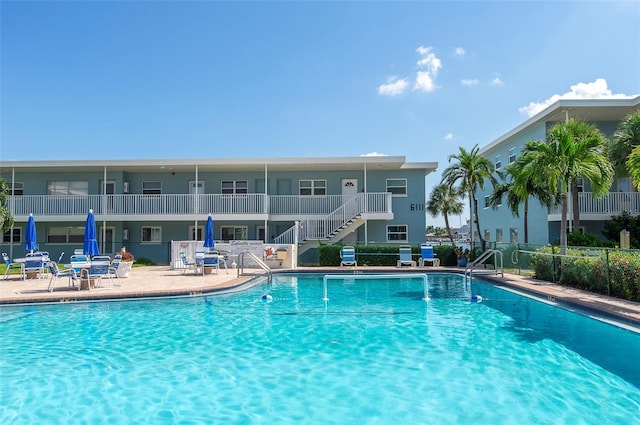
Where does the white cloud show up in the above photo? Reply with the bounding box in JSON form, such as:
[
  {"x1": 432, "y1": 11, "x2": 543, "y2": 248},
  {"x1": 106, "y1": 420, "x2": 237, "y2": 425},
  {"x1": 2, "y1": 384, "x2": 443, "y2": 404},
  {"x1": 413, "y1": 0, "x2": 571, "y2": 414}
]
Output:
[
  {"x1": 361, "y1": 152, "x2": 388, "y2": 157},
  {"x1": 461, "y1": 79, "x2": 479, "y2": 86},
  {"x1": 455, "y1": 47, "x2": 466, "y2": 56},
  {"x1": 413, "y1": 46, "x2": 441, "y2": 92},
  {"x1": 490, "y1": 77, "x2": 504, "y2": 86},
  {"x1": 519, "y1": 78, "x2": 635, "y2": 117},
  {"x1": 377, "y1": 76, "x2": 409, "y2": 96},
  {"x1": 444, "y1": 133, "x2": 454, "y2": 140}
]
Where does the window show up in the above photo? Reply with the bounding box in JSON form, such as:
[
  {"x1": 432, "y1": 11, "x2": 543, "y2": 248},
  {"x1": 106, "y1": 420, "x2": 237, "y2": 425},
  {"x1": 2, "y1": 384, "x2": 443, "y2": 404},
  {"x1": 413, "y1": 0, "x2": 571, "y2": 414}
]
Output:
[
  {"x1": 386, "y1": 179, "x2": 407, "y2": 196},
  {"x1": 299, "y1": 180, "x2": 326, "y2": 196},
  {"x1": 222, "y1": 180, "x2": 248, "y2": 194},
  {"x1": 387, "y1": 225, "x2": 408, "y2": 242},
  {"x1": 142, "y1": 181, "x2": 162, "y2": 195},
  {"x1": 188, "y1": 225, "x2": 204, "y2": 241},
  {"x1": 221, "y1": 226, "x2": 248, "y2": 241},
  {"x1": 8, "y1": 182, "x2": 23, "y2": 196},
  {"x1": 2, "y1": 228, "x2": 21, "y2": 243},
  {"x1": 494, "y1": 155, "x2": 502, "y2": 170},
  {"x1": 142, "y1": 226, "x2": 162, "y2": 243},
  {"x1": 48, "y1": 181, "x2": 88, "y2": 196},
  {"x1": 484, "y1": 229, "x2": 491, "y2": 242},
  {"x1": 510, "y1": 228, "x2": 519, "y2": 244},
  {"x1": 496, "y1": 228, "x2": 503, "y2": 243},
  {"x1": 47, "y1": 227, "x2": 84, "y2": 243},
  {"x1": 575, "y1": 178, "x2": 584, "y2": 193},
  {"x1": 508, "y1": 148, "x2": 517, "y2": 164},
  {"x1": 484, "y1": 195, "x2": 491, "y2": 209}
]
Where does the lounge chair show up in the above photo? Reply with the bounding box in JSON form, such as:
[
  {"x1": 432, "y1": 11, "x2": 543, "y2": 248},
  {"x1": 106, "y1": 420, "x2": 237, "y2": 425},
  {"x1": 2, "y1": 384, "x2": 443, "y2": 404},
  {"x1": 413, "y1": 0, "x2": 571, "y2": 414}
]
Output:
[
  {"x1": 2, "y1": 252, "x2": 24, "y2": 280},
  {"x1": 47, "y1": 261, "x2": 79, "y2": 292},
  {"x1": 396, "y1": 245, "x2": 416, "y2": 267},
  {"x1": 418, "y1": 243, "x2": 440, "y2": 267},
  {"x1": 340, "y1": 246, "x2": 357, "y2": 267},
  {"x1": 23, "y1": 256, "x2": 46, "y2": 279}
]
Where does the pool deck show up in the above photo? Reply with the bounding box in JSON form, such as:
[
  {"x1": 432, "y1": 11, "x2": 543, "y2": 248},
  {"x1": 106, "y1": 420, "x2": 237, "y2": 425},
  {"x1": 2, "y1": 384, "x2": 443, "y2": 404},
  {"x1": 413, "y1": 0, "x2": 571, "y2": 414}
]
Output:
[{"x1": 1, "y1": 265, "x2": 639, "y2": 327}]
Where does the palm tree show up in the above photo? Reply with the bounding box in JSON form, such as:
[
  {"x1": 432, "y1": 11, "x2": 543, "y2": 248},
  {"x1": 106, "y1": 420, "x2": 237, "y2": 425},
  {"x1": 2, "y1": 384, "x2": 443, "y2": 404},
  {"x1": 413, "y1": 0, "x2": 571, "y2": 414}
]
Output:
[
  {"x1": 517, "y1": 119, "x2": 614, "y2": 251},
  {"x1": 628, "y1": 145, "x2": 640, "y2": 190},
  {"x1": 489, "y1": 161, "x2": 558, "y2": 244},
  {"x1": 0, "y1": 178, "x2": 15, "y2": 233},
  {"x1": 611, "y1": 110, "x2": 640, "y2": 174},
  {"x1": 427, "y1": 183, "x2": 463, "y2": 245},
  {"x1": 442, "y1": 144, "x2": 496, "y2": 250}
]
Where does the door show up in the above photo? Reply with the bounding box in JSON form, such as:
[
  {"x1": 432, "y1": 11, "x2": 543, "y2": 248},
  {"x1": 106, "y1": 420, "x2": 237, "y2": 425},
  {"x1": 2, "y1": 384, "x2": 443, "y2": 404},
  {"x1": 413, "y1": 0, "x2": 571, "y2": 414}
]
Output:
[
  {"x1": 101, "y1": 181, "x2": 116, "y2": 212},
  {"x1": 99, "y1": 226, "x2": 115, "y2": 255},
  {"x1": 341, "y1": 179, "x2": 359, "y2": 243}
]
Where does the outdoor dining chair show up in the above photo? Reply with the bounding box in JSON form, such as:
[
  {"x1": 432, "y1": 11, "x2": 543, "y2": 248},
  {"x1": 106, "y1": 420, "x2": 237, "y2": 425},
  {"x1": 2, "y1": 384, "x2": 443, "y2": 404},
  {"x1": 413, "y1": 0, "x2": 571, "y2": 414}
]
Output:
[{"x1": 2, "y1": 252, "x2": 24, "y2": 280}]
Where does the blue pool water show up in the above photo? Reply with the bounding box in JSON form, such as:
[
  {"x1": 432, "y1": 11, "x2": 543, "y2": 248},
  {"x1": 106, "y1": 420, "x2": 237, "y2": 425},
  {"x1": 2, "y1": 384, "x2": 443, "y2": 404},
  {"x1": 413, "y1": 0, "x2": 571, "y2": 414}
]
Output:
[{"x1": 1, "y1": 273, "x2": 639, "y2": 424}]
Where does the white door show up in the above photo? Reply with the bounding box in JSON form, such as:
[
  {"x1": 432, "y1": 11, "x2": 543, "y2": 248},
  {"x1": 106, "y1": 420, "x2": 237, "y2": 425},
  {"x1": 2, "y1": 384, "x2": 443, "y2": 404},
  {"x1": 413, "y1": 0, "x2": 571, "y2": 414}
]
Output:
[
  {"x1": 341, "y1": 179, "x2": 358, "y2": 243},
  {"x1": 342, "y1": 178, "x2": 358, "y2": 199}
]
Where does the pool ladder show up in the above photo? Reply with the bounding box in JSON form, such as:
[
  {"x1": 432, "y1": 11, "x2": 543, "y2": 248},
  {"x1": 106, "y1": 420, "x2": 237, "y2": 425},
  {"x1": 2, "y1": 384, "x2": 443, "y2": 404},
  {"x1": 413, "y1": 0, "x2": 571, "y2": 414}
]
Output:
[
  {"x1": 237, "y1": 251, "x2": 273, "y2": 283},
  {"x1": 464, "y1": 249, "x2": 503, "y2": 282}
]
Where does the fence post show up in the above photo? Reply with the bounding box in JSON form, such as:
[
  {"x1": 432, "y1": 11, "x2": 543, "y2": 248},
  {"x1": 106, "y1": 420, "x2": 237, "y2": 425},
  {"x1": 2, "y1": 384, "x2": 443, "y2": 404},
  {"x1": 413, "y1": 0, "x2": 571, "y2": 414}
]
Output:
[{"x1": 605, "y1": 248, "x2": 611, "y2": 296}]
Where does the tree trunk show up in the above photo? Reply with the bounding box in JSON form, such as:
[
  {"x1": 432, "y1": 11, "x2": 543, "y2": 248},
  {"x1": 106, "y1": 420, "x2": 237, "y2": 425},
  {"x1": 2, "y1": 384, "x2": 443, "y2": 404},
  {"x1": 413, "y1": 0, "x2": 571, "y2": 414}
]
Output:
[
  {"x1": 444, "y1": 214, "x2": 455, "y2": 246},
  {"x1": 523, "y1": 199, "x2": 529, "y2": 244},
  {"x1": 560, "y1": 192, "x2": 568, "y2": 255},
  {"x1": 472, "y1": 195, "x2": 484, "y2": 251}
]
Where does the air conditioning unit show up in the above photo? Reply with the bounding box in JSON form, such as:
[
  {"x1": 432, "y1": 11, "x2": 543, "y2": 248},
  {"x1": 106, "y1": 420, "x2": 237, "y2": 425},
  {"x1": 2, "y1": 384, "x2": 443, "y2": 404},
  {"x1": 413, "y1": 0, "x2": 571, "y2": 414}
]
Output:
[{"x1": 123, "y1": 182, "x2": 129, "y2": 193}]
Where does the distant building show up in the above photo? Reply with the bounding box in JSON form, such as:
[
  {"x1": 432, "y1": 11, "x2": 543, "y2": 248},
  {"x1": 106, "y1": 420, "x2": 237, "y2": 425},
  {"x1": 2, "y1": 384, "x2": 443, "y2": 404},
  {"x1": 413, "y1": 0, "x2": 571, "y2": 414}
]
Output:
[{"x1": 476, "y1": 96, "x2": 640, "y2": 246}]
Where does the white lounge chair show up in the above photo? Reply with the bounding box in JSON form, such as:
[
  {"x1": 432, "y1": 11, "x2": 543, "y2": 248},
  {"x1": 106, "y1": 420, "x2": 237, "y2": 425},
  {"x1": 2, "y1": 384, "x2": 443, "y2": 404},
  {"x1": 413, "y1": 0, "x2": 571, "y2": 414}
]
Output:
[
  {"x1": 396, "y1": 245, "x2": 416, "y2": 267},
  {"x1": 47, "y1": 261, "x2": 79, "y2": 292},
  {"x1": 340, "y1": 246, "x2": 357, "y2": 267},
  {"x1": 2, "y1": 252, "x2": 24, "y2": 280}
]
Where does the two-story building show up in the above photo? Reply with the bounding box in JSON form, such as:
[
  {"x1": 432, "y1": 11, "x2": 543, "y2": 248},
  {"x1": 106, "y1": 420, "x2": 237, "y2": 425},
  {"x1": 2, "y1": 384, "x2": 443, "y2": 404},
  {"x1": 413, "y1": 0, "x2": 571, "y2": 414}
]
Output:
[
  {"x1": 1, "y1": 156, "x2": 438, "y2": 264},
  {"x1": 476, "y1": 96, "x2": 640, "y2": 247}
]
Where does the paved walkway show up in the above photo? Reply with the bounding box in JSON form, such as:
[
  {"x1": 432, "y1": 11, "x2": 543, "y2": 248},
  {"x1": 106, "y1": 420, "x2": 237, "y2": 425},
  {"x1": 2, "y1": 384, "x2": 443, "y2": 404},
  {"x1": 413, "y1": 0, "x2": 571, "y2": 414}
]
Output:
[{"x1": 1, "y1": 265, "x2": 639, "y2": 327}]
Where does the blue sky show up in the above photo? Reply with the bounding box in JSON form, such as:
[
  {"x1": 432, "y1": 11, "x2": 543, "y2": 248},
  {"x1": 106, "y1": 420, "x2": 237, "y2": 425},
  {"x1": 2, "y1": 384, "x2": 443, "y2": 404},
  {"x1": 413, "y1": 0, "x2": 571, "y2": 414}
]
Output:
[{"x1": 2, "y1": 1, "x2": 639, "y2": 226}]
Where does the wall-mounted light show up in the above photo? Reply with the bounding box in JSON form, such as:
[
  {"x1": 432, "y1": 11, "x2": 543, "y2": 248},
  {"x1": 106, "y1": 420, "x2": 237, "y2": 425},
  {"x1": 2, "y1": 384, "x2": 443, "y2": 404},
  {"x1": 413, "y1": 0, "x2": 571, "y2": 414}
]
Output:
[
  {"x1": 123, "y1": 182, "x2": 129, "y2": 193},
  {"x1": 123, "y1": 229, "x2": 129, "y2": 241}
]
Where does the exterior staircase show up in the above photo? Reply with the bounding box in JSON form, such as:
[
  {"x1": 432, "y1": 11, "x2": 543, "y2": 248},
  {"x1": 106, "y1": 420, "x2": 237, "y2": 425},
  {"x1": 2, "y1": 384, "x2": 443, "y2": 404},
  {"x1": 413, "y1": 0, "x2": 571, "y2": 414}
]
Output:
[{"x1": 273, "y1": 194, "x2": 371, "y2": 255}]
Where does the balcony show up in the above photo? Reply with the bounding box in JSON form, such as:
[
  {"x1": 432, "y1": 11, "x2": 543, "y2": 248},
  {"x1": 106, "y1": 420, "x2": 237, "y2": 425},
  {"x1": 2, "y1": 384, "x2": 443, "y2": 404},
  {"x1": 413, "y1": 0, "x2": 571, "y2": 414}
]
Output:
[
  {"x1": 548, "y1": 192, "x2": 640, "y2": 221},
  {"x1": 7, "y1": 193, "x2": 393, "y2": 221}
]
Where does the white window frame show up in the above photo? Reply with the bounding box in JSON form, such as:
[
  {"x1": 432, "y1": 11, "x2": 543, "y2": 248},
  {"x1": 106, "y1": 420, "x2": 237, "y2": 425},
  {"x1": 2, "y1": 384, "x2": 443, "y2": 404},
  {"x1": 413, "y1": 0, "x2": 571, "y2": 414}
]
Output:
[
  {"x1": 575, "y1": 178, "x2": 584, "y2": 193},
  {"x1": 386, "y1": 178, "x2": 407, "y2": 196},
  {"x1": 142, "y1": 181, "x2": 162, "y2": 195},
  {"x1": 141, "y1": 226, "x2": 162, "y2": 243},
  {"x1": 8, "y1": 182, "x2": 23, "y2": 196},
  {"x1": 484, "y1": 195, "x2": 491, "y2": 209},
  {"x1": 494, "y1": 155, "x2": 502, "y2": 171},
  {"x1": 222, "y1": 180, "x2": 248, "y2": 195},
  {"x1": 508, "y1": 147, "x2": 517, "y2": 164},
  {"x1": 299, "y1": 179, "x2": 326, "y2": 196},
  {"x1": 484, "y1": 229, "x2": 491, "y2": 242},
  {"x1": 188, "y1": 225, "x2": 204, "y2": 241},
  {"x1": 386, "y1": 224, "x2": 408, "y2": 242},
  {"x1": 47, "y1": 226, "x2": 84, "y2": 244},
  {"x1": 510, "y1": 228, "x2": 519, "y2": 244},
  {"x1": 221, "y1": 225, "x2": 248, "y2": 241},
  {"x1": 496, "y1": 228, "x2": 503, "y2": 243},
  {"x1": 48, "y1": 181, "x2": 88, "y2": 196}
]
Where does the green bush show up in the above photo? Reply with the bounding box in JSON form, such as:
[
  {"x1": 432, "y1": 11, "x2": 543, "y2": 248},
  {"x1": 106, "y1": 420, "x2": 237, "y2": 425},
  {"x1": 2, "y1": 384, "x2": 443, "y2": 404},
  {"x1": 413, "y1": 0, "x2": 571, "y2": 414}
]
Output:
[{"x1": 532, "y1": 246, "x2": 640, "y2": 302}]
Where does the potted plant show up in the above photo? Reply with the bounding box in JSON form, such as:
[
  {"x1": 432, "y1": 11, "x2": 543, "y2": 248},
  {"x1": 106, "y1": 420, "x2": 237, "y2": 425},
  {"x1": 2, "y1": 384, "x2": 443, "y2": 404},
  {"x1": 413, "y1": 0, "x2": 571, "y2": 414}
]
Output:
[
  {"x1": 455, "y1": 247, "x2": 469, "y2": 267},
  {"x1": 115, "y1": 249, "x2": 134, "y2": 278}
]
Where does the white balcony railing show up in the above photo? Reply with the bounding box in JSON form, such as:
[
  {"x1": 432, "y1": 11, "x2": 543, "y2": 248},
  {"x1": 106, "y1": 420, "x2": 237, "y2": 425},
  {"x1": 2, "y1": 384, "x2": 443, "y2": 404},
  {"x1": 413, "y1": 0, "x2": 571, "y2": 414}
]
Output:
[
  {"x1": 7, "y1": 192, "x2": 392, "y2": 219},
  {"x1": 548, "y1": 192, "x2": 640, "y2": 217}
]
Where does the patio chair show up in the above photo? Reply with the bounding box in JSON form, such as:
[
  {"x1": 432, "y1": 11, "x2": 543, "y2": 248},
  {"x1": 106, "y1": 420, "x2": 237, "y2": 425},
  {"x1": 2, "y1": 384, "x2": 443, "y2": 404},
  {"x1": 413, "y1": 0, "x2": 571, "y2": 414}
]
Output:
[
  {"x1": 340, "y1": 246, "x2": 357, "y2": 267},
  {"x1": 2, "y1": 252, "x2": 24, "y2": 280},
  {"x1": 80, "y1": 256, "x2": 112, "y2": 289},
  {"x1": 69, "y1": 254, "x2": 91, "y2": 273},
  {"x1": 418, "y1": 243, "x2": 440, "y2": 267},
  {"x1": 47, "y1": 261, "x2": 79, "y2": 292},
  {"x1": 23, "y1": 257, "x2": 46, "y2": 279},
  {"x1": 180, "y1": 251, "x2": 197, "y2": 275},
  {"x1": 396, "y1": 245, "x2": 416, "y2": 267},
  {"x1": 202, "y1": 253, "x2": 220, "y2": 275},
  {"x1": 211, "y1": 251, "x2": 229, "y2": 274},
  {"x1": 108, "y1": 255, "x2": 122, "y2": 282}
]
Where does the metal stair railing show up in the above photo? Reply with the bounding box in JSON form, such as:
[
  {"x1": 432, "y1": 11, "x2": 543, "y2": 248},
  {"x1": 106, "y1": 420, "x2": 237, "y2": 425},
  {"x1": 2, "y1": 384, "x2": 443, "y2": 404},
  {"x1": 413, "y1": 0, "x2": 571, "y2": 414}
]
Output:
[
  {"x1": 464, "y1": 249, "x2": 503, "y2": 281},
  {"x1": 274, "y1": 194, "x2": 365, "y2": 245},
  {"x1": 237, "y1": 251, "x2": 272, "y2": 283}
]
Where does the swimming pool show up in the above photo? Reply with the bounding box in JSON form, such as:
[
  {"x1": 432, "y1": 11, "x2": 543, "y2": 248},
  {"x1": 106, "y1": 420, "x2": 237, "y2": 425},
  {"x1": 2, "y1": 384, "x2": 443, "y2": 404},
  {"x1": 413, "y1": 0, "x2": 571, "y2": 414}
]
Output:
[{"x1": 1, "y1": 273, "x2": 639, "y2": 424}]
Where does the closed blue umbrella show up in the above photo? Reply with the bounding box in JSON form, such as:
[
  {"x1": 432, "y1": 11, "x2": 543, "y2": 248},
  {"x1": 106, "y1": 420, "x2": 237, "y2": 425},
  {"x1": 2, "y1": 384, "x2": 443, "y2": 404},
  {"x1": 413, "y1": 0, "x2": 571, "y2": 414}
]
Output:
[
  {"x1": 204, "y1": 214, "x2": 215, "y2": 251},
  {"x1": 24, "y1": 213, "x2": 38, "y2": 253},
  {"x1": 83, "y1": 209, "x2": 100, "y2": 256}
]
